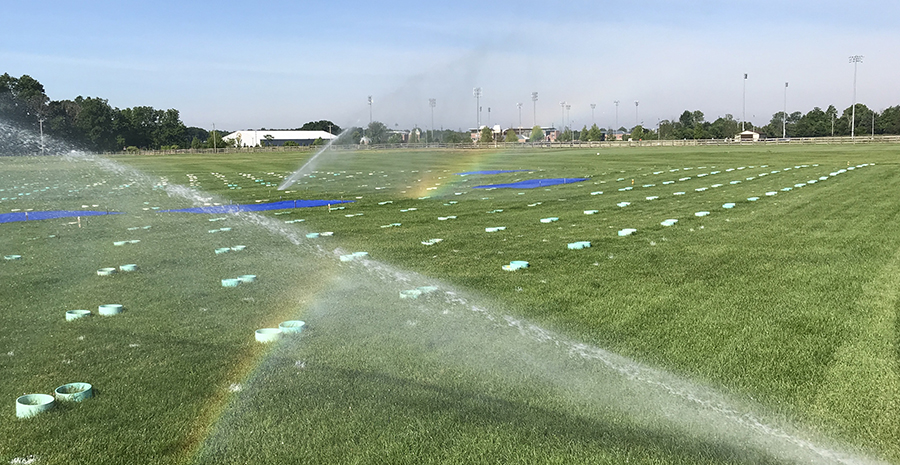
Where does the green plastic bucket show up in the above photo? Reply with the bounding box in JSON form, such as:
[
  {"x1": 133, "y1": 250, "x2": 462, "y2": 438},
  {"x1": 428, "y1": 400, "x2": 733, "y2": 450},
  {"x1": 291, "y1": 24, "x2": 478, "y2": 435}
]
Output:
[
  {"x1": 278, "y1": 320, "x2": 306, "y2": 334},
  {"x1": 16, "y1": 394, "x2": 55, "y2": 419},
  {"x1": 54, "y1": 383, "x2": 93, "y2": 402},
  {"x1": 65, "y1": 310, "x2": 92, "y2": 321}
]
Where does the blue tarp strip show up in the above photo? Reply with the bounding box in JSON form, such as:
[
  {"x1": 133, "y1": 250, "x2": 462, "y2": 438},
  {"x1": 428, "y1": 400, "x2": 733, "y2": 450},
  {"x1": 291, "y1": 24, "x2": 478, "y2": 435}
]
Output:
[
  {"x1": 473, "y1": 178, "x2": 589, "y2": 189},
  {"x1": 455, "y1": 170, "x2": 530, "y2": 176},
  {"x1": 0, "y1": 200, "x2": 353, "y2": 223},
  {"x1": 161, "y1": 199, "x2": 354, "y2": 213},
  {"x1": 0, "y1": 210, "x2": 121, "y2": 224}
]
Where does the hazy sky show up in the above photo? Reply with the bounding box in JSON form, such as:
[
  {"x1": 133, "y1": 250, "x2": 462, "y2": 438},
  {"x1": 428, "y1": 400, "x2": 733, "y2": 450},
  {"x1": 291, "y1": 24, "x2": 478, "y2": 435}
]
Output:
[{"x1": 3, "y1": 0, "x2": 898, "y2": 132}]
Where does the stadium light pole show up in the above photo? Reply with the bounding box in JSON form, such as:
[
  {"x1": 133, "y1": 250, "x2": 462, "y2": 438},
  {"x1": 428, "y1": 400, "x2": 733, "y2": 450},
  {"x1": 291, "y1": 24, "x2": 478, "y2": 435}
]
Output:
[
  {"x1": 849, "y1": 55, "x2": 863, "y2": 139},
  {"x1": 473, "y1": 87, "x2": 482, "y2": 130},
  {"x1": 517, "y1": 102, "x2": 523, "y2": 128},
  {"x1": 559, "y1": 101, "x2": 566, "y2": 134},
  {"x1": 634, "y1": 101, "x2": 639, "y2": 128},
  {"x1": 614, "y1": 100, "x2": 620, "y2": 131},
  {"x1": 742, "y1": 73, "x2": 747, "y2": 131},
  {"x1": 429, "y1": 98, "x2": 436, "y2": 145},
  {"x1": 590, "y1": 103, "x2": 596, "y2": 125},
  {"x1": 783, "y1": 82, "x2": 788, "y2": 139},
  {"x1": 367, "y1": 96, "x2": 373, "y2": 124},
  {"x1": 531, "y1": 92, "x2": 538, "y2": 128}
]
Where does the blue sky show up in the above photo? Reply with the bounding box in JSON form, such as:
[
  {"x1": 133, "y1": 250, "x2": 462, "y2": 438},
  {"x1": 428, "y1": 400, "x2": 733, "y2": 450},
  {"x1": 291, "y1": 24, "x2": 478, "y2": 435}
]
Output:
[{"x1": 3, "y1": 0, "x2": 898, "y2": 132}]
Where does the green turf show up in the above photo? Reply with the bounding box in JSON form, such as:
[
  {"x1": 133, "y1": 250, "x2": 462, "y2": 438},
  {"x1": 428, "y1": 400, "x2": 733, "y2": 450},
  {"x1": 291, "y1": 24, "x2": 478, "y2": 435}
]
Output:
[{"x1": 1, "y1": 144, "x2": 898, "y2": 464}]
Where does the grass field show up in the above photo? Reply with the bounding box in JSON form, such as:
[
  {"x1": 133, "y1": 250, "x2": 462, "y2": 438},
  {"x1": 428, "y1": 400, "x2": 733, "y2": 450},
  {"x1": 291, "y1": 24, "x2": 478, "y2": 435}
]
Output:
[{"x1": 1, "y1": 144, "x2": 899, "y2": 464}]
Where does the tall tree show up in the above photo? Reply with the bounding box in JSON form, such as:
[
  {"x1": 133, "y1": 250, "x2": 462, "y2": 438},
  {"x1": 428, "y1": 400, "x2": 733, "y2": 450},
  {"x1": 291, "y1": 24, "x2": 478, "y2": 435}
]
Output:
[
  {"x1": 366, "y1": 121, "x2": 389, "y2": 144},
  {"x1": 0, "y1": 73, "x2": 50, "y2": 129},
  {"x1": 530, "y1": 125, "x2": 544, "y2": 142},
  {"x1": 299, "y1": 120, "x2": 342, "y2": 134},
  {"x1": 479, "y1": 126, "x2": 493, "y2": 143}
]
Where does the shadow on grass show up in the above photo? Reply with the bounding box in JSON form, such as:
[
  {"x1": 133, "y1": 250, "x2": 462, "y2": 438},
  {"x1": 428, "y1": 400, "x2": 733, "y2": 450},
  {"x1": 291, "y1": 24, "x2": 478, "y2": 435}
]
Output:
[{"x1": 196, "y1": 361, "x2": 784, "y2": 464}]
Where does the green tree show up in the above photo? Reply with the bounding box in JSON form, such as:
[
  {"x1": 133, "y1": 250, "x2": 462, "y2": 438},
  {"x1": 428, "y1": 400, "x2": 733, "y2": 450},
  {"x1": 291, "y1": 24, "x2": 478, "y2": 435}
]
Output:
[
  {"x1": 71, "y1": 96, "x2": 119, "y2": 152},
  {"x1": 530, "y1": 125, "x2": 544, "y2": 142},
  {"x1": 0, "y1": 73, "x2": 49, "y2": 129},
  {"x1": 207, "y1": 130, "x2": 227, "y2": 150},
  {"x1": 879, "y1": 106, "x2": 900, "y2": 135},
  {"x1": 794, "y1": 107, "x2": 829, "y2": 137},
  {"x1": 366, "y1": 121, "x2": 389, "y2": 144},
  {"x1": 262, "y1": 134, "x2": 275, "y2": 146},
  {"x1": 504, "y1": 128, "x2": 519, "y2": 142},
  {"x1": 708, "y1": 115, "x2": 740, "y2": 139},
  {"x1": 631, "y1": 125, "x2": 645, "y2": 140},
  {"x1": 579, "y1": 125, "x2": 589, "y2": 141},
  {"x1": 479, "y1": 126, "x2": 493, "y2": 143},
  {"x1": 299, "y1": 120, "x2": 342, "y2": 134},
  {"x1": 153, "y1": 109, "x2": 186, "y2": 148}
]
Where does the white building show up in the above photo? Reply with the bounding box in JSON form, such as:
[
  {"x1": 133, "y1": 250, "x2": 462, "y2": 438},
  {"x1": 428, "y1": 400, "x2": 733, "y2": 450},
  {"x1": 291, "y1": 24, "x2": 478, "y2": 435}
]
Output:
[
  {"x1": 223, "y1": 130, "x2": 337, "y2": 147},
  {"x1": 735, "y1": 130, "x2": 761, "y2": 142}
]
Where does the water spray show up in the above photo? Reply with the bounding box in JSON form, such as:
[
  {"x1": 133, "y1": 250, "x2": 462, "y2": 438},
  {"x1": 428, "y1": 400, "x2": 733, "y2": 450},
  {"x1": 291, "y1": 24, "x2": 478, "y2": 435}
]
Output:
[{"x1": 278, "y1": 129, "x2": 349, "y2": 190}]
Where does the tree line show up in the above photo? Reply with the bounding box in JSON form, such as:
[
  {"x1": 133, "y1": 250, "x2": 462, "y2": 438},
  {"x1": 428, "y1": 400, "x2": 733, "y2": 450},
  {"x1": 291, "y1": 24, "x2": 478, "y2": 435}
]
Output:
[
  {"x1": 6, "y1": 72, "x2": 900, "y2": 154},
  {"x1": 0, "y1": 73, "x2": 216, "y2": 152}
]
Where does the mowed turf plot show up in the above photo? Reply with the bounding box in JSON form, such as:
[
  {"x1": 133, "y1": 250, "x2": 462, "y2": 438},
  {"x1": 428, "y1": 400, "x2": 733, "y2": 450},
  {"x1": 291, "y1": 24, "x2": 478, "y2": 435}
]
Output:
[{"x1": 1, "y1": 144, "x2": 898, "y2": 464}]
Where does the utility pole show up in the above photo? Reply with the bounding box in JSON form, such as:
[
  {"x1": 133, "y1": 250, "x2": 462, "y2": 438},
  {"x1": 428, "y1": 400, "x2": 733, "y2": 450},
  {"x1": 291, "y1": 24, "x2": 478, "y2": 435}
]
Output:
[{"x1": 212, "y1": 123, "x2": 217, "y2": 154}]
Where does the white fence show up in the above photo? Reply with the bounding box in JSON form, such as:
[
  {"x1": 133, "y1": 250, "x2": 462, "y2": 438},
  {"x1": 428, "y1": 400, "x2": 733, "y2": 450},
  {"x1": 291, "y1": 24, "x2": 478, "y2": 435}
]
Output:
[{"x1": 114, "y1": 135, "x2": 900, "y2": 155}]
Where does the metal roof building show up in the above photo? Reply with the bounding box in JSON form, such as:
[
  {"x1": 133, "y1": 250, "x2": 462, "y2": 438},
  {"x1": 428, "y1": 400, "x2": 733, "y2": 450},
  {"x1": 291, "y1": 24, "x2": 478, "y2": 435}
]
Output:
[{"x1": 223, "y1": 130, "x2": 337, "y2": 147}]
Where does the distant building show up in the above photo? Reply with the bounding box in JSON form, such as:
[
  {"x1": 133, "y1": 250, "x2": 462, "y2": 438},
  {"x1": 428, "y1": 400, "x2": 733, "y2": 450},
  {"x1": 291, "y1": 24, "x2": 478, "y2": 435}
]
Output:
[
  {"x1": 735, "y1": 130, "x2": 760, "y2": 142},
  {"x1": 602, "y1": 130, "x2": 628, "y2": 141},
  {"x1": 469, "y1": 126, "x2": 559, "y2": 142},
  {"x1": 223, "y1": 130, "x2": 337, "y2": 147}
]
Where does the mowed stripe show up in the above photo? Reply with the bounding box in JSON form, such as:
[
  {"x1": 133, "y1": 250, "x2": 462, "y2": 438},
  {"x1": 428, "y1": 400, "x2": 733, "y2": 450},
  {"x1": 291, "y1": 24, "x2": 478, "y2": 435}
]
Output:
[{"x1": 813, "y1": 243, "x2": 900, "y2": 447}]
